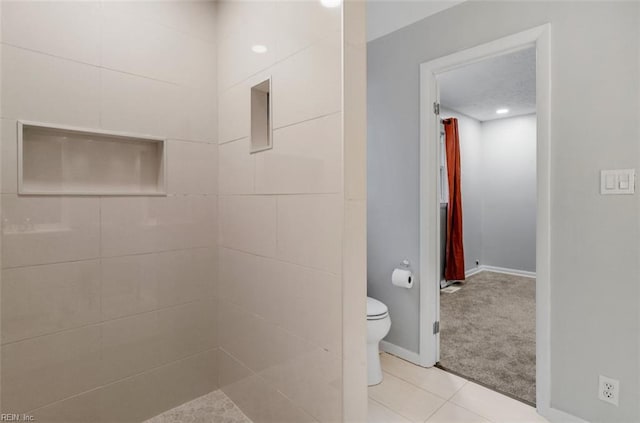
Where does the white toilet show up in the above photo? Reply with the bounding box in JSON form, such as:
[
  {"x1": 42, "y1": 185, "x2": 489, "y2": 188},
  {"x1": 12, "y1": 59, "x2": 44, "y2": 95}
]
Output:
[{"x1": 367, "y1": 297, "x2": 391, "y2": 386}]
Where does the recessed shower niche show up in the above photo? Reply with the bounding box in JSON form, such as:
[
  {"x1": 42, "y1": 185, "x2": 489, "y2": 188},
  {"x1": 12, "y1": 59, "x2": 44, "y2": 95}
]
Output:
[
  {"x1": 250, "y1": 77, "x2": 272, "y2": 153},
  {"x1": 18, "y1": 121, "x2": 166, "y2": 195}
]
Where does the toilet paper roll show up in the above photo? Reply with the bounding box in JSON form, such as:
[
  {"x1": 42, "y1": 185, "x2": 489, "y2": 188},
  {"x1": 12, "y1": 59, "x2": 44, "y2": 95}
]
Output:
[{"x1": 392, "y1": 268, "x2": 413, "y2": 288}]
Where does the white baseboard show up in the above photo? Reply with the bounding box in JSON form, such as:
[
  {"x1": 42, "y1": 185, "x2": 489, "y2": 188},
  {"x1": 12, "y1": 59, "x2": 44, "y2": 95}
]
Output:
[
  {"x1": 379, "y1": 340, "x2": 420, "y2": 365},
  {"x1": 465, "y1": 265, "x2": 536, "y2": 279},
  {"x1": 540, "y1": 406, "x2": 589, "y2": 423},
  {"x1": 464, "y1": 266, "x2": 484, "y2": 278}
]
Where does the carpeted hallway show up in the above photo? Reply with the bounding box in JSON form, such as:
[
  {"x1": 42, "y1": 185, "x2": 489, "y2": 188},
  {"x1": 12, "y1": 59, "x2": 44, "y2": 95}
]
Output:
[{"x1": 439, "y1": 271, "x2": 536, "y2": 405}]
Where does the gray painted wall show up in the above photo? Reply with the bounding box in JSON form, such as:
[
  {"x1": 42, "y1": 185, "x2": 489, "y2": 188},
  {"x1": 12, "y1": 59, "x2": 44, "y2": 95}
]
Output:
[
  {"x1": 438, "y1": 110, "x2": 536, "y2": 276},
  {"x1": 367, "y1": 2, "x2": 639, "y2": 421},
  {"x1": 481, "y1": 114, "x2": 537, "y2": 272}
]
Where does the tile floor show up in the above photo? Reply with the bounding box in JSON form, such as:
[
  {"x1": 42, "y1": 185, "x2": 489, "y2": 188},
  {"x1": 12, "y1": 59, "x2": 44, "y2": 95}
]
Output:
[
  {"x1": 368, "y1": 353, "x2": 550, "y2": 423},
  {"x1": 144, "y1": 390, "x2": 252, "y2": 423}
]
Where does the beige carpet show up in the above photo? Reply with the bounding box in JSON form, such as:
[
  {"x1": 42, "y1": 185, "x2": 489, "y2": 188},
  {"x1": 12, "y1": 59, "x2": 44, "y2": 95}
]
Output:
[{"x1": 439, "y1": 271, "x2": 536, "y2": 405}]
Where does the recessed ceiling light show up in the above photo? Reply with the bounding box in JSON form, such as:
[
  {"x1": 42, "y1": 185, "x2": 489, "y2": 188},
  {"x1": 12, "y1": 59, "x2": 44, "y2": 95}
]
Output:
[
  {"x1": 251, "y1": 45, "x2": 268, "y2": 54},
  {"x1": 496, "y1": 108, "x2": 509, "y2": 115},
  {"x1": 320, "y1": 0, "x2": 341, "y2": 8}
]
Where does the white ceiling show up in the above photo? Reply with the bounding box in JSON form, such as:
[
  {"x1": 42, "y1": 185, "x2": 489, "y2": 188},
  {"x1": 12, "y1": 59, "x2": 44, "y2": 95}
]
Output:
[
  {"x1": 366, "y1": 0, "x2": 465, "y2": 41},
  {"x1": 438, "y1": 47, "x2": 536, "y2": 122}
]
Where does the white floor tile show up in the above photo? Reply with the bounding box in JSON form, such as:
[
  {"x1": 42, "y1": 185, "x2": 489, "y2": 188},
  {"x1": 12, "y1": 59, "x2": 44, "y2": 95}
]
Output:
[
  {"x1": 426, "y1": 402, "x2": 490, "y2": 423},
  {"x1": 368, "y1": 399, "x2": 412, "y2": 423},
  {"x1": 450, "y1": 383, "x2": 548, "y2": 423},
  {"x1": 368, "y1": 373, "x2": 445, "y2": 423},
  {"x1": 381, "y1": 353, "x2": 467, "y2": 400}
]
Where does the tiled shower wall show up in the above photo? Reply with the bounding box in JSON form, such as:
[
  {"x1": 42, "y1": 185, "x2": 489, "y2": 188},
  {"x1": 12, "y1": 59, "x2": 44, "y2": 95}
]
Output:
[
  {"x1": 215, "y1": 1, "x2": 347, "y2": 422},
  {"x1": 0, "y1": 1, "x2": 218, "y2": 421}
]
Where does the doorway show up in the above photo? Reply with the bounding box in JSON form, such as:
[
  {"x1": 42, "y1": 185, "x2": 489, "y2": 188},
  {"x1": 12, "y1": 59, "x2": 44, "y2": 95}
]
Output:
[{"x1": 418, "y1": 25, "x2": 551, "y2": 409}]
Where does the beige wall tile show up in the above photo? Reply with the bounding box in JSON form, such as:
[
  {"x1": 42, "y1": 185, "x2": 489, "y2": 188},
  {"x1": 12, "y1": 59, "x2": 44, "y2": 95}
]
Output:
[
  {"x1": 272, "y1": 33, "x2": 341, "y2": 129},
  {"x1": 2, "y1": 326, "x2": 102, "y2": 413},
  {"x1": 274, "y1": 1, "x2": 341, "y2": 61},
  {"x1": 177, "y1": 85, "x2": 217, "y2": 143},
  {"x1": 219, "y1": 195, "x2": 276, "y2": 256},
  {"x1": 103, "y1": 248, "x2": 216, "y2": 320},
  {"x1": 1, "y1": 119, "x2": 17, "y2": 194},
  {"x1": 259, "y1": 346, "x2": 342, "y2": 423},
  {"x1": 28, "y1": 388, "x2": 102, "y2": 423},
  {"x1": 155, "y1": 248, "x2": 217, "y2": 305},
  {"x1": 156, "y1": 300, "x2": 218, "y2": 365},
  {"x1": 218, "y1": 247, "x2": 261, "y2": 311},
  {"x1": 2, "y1": 46, "x2": 100, "y2": 127},
  {"x1": 218, "y1": 82, "x2": 249, "y2": 144},
  {"x1": 342, "y1": 201, "x2": 367, "y2": 360},
  {"x1": 2, "y1": 260, "x2": 101, "y2": 344},
  {"x1": 218, "y1": 301, "x2": 276, "y2": 373},
  {"x1": 1, "y1": 1, "x2": 101, "y2": 65},
  {"x1": 1, "y1": 195, "x2": 100, "y2": 268},
  {"x1": 101, "y1": 12, "x2": 190, "y2": 85},
  {"x1": 99, "y1": 348, "x2": 218, "y2": 423},
  {"x1": 100, "y1": 69, "x2": 179, "y2": 139},
  {"x1": 167, "y1": 140, "x2": 217, "y2": 195},
  {"x1": 222, "y1": 374, "x2": 316, "y2": 423},
  {"x1": 102, "y1": 299, "x2": 217, "y2": 385},
  {"x1": 255, "y1": 113, "x2": 342, "y2": 195},
  {"x1": 101, "y1": 1, "x2": 217, "y2": 44},
  {"x1": 276, "y1": 194, "x2": 342, "y2": 274},
  {"x1": 344, "y1": 43, "x2": 367, "y2": 201},
  {"x1": 101, "y1": 311, "x2": 163, "y2": 384},
  {"x1": 218, "y1": 348, "x2": 254, "y2": 389},
  {"x1": 218, "y1": 247, "x2": 339, "y2": 352},
  {"x1": 218, "y1": 138, "x2": 255, "y2": 194},
  {"x1": 216, "y1": 2, "x2": 277, "y2": 91},
  {"x1": 101, "y1": 253, "x2": 159, "y2": 320},
  {"x1": 100, "y1": 195, "x2": 216, "y2": 256},
  {"x1": 1, "y1": 1, "x2": 220, "y2": 420}
]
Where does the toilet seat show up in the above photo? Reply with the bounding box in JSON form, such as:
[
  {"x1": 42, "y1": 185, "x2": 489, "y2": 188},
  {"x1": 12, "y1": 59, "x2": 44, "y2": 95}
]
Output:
[{"x1": 367, "y1": 297, "x2": 389, "y2": 320}]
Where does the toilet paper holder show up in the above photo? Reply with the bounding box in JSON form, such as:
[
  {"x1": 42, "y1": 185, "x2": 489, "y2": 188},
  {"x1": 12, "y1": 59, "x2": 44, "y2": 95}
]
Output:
[{"x1": 400, "y1": 259, "x2": 410, "y2": 268}]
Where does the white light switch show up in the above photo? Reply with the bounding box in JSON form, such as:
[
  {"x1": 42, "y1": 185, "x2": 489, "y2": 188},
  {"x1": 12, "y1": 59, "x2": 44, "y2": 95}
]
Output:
[
  {"x1": 601, "y1": 169, "x2": 635, "y2": 195},
  {"x1": 606, "y1": 174, "x2": 615, "y2": 189}
]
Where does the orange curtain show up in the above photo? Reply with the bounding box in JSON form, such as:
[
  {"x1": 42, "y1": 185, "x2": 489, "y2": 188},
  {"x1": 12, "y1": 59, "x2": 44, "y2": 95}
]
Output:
[{"x1": 443, "y1": 118, "x2": 465, "y2": 281}]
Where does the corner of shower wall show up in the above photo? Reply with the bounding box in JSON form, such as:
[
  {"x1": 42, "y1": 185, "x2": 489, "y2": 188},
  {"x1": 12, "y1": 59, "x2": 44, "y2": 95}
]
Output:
[
  {"x1": 214, "y1": 0, "x2": 367, "y2": 422},
  {"x1": 342, "y1": 0, "x2": 368, "y2": 421},
  {"x1": 0, "y1": 1, "x2": 219, "y2": 421}
]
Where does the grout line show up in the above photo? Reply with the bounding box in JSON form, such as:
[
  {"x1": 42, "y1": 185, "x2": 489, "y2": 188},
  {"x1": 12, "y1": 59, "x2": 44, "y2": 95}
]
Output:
[
  {"x1": 1, "y1": 42, "x2": 184, "y2": 88},
  {"x1": 1, "y1": 296, "x2": 216, "y2": 347},
  {"x1": 380, "y1": 354, "x2": 468, "y2": 402},
  {"x1": 368, "y1": 397, "x2": 412, "y2": 422},
  {"x1": 26, "y1": 346, "x2": 220, "y2": 416},
  {"x1": 271, "y1": 110, "x2": 342, "y2": 132},
  {"x1": 2, "y1": 245, "x2": 215, "y2": 271},
  {"x1": 219, "y1": 348, "x2": 323, "y2": 422},
  {"x1": 218, "y1": 191, "x2": 342, "y2": 197},
  {"x1": 422, "y1": 399, "x2": 448, "y2": 423},
  {"x1": 218, "y1": 110, "x2": 341, "y2": 147},
  {"x1": 444, "y1": 400, "x2": 498, "y2": 423},
  {"x1": 218, "y1": 245, "x2": 340, "y2": 277},
  {"x1": 218, "y1": 30, "x2": 341, "y2": 95}
]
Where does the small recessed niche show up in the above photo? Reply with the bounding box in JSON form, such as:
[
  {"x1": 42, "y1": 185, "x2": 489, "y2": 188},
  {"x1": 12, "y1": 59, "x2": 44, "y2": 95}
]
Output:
[
  {"x1": 18, "y1": 121, "x2": 167, "y2": 196},
  {"x1": 250, "y1": 77, "x2": 272, "y2": 153}
]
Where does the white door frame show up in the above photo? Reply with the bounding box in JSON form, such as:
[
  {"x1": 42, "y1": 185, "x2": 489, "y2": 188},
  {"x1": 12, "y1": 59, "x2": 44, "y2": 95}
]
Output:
[{"x1": 419, "y1": 24, "x2": 555, "y2": 417}]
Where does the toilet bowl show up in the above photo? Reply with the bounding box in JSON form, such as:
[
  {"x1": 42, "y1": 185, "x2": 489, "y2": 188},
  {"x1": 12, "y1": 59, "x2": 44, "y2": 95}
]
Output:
[{"x1": 367, "y1": 297, "x2": 391, "y2": 386}]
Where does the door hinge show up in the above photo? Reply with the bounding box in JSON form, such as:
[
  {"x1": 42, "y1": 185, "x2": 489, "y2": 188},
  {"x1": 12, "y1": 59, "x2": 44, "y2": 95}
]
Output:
[
  {"x1": 433, "y1": 102, "x2": 440, "y2": 115},
  {"x1": 433, "y1": 321, "x2": 440, "y2": 334}
]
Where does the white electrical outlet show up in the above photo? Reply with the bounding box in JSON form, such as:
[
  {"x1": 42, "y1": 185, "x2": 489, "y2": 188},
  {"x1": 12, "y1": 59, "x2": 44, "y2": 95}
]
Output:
[{"x1": 598, "y1": 375, "x2": 619, "y2": 406}]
